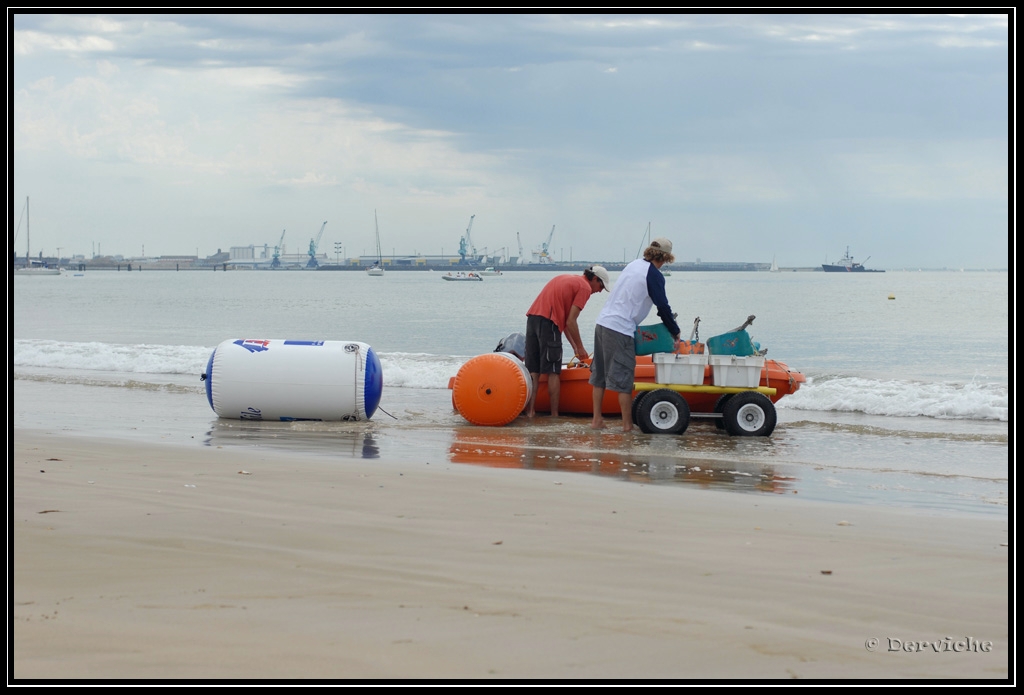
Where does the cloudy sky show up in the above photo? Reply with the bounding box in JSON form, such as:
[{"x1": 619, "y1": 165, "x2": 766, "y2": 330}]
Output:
[{"x1": 11, "y1": 13, "x2": 1010, "y2": 268}]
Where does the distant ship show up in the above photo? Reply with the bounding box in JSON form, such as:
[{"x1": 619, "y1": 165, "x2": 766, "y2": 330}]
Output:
[{"x1": 822, "y1": 247, "x2": 884, "y2": 273}]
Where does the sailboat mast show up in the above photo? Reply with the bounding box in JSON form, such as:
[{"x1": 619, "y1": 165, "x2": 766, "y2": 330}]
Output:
[
  {"x1": 375, "y1": 209, "x2": 382, "y2": 262},
  {"x1": 635, "y1": 221, "x2": 650, "y2": 260}
]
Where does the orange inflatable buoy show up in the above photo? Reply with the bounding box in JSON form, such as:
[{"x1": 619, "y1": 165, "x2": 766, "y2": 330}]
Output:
[{"x1": 452, "y1": 353, "x2": 533, "y2": 426}]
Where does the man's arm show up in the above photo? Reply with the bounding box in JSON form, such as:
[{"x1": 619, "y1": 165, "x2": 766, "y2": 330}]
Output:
[
  {"x1": 564, "y1": 305, "x2": 589, "y2": 360},
  {"x1": 646, "y1": 265, "x2": 681, "y2": 339}
]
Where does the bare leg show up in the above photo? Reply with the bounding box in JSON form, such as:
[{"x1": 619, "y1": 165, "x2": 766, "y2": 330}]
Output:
[
  {"x1": 526, "y1": 373, "x2": 540, "y2": 417},
  {"x1": 590, "y1": 386, "x2": 605, "y2": 429},
  {"x1": 548, "y1": 373, "x2": 560, "y2": 417},
  {"x1": 617, "y1": 390, "x2": 634, "y2": 432}
]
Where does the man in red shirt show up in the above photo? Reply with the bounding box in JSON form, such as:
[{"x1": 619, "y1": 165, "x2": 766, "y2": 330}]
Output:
[{"x1": 524, "y1": 265, "x2": 611, "y2": 417}]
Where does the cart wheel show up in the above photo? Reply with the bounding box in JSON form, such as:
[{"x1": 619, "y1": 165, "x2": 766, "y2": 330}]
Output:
[
  {"x1": 721, "y1": 392, "x2": 777, "y2": 437},
  {"x1": 713, "y1": 394, "x2": 733, "y2": 430},
  {"x1": 630, "y1": 391, "x2": 650, "y2": 426},
  {"x1": 636, "y1": 389, "x2": 690, "y2": 435}
]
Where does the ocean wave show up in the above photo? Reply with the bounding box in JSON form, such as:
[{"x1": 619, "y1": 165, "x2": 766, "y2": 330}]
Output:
[
  {"x1": 12, "y1": 340, "x2": 470, "y2": 391},
  {"x1": 13, "y1": 340, "x2": 1008, "y2": 422},
  {"x1": 374, "y1": 352, "x2": 469, "y2": 390},
  {"x1": 13, "y1": 339, "x2": 211, "y2": 376},
  {"x1": 778, "y1": 375, "x2": 1008, "y2": 422}
]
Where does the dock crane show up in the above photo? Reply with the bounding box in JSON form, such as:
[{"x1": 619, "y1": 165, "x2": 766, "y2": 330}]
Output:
[
  {"x1": 271, "y1": 229, "x2": 285, "y2": 269},
  {"x1": 306, "y1": 221, "x2": 327, "y2": 268},
  {"x1": 533, "y1": 225, "x2": 555, "y2": 264},
  {"x1": 458, "y1": 215, "x2": 477, "y2": 265}
]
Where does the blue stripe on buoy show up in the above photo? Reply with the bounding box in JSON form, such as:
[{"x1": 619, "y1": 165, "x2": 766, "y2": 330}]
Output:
[
  {"x1": 205, "y1": 348, "x2": 216, "y2": 411},
  {"x1": 364, "y1": 347, "x2": 383, "y2": 418}
]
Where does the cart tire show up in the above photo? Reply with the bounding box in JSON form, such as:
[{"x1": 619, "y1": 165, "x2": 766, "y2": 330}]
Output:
[
  {"x1": 636, "y1": 389, "x2": 690, "y2": 435},
  {"x1": 721, "y1": 392, "x2": 777, "y2": 437},
  {"x1": 713, "y1": 394, "x2": 733, "y2": 430},
  {"x1": 631, "y1": 391, "x2": 650, "y2": 427}
]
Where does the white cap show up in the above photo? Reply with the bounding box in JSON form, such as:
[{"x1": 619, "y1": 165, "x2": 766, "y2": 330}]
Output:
[{"x1": 590, "y1": 265, "x2": 611, "y2": 291}]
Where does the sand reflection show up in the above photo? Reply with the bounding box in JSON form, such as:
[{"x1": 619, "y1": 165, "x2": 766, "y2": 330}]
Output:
[
  {"x1": 204, "y1": 419, "x2": 381, "y2": 459},
  {"x1": 447, "y1": 424, "x2": 796, "y2": 494}
]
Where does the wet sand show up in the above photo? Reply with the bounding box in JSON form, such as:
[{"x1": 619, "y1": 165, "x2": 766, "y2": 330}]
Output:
[{"x1": 12, "y1": 429, "x2": 1009, "y2": 681}]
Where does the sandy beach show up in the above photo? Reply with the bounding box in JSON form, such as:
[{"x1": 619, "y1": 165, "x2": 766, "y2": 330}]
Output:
[{"x1": 11, "y1": 429, "x2": 1009, "y2": 681}]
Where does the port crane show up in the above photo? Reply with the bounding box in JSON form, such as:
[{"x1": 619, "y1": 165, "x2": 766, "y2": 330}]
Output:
[
  {"x1": 533, "y1": 225, "x2": 555, "y2": 264},
  {"x1": 306, "y1": 221, "x2": 327, "y2": 268},
  {"x1": 458, "y1": 215, "x2": 477, "y2": 265},
  {"x1": 271, "y1": 229, "x2": 286, "y2": 269}
]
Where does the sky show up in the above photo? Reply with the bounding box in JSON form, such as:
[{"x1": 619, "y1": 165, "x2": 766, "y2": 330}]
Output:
[{"x1": 10, "y1": 12, "x2": 1011, "y2": 269}]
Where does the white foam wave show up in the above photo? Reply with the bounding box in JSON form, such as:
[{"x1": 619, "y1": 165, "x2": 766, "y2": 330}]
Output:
[
  {"x1": 14, "y1": 340, "x2": 1007, "y2": 421},
  {"x1": 13, "y1": 339, "x2": 212, "y2": 376},
  {"x1": 13, "y1": 340, "x2": 468, "y2": 391},
  {"x1": 376, "y1": 352, "x2": 469, "y2": 390},
  {"x1": 779, "y1": 376, "x2": 1007, "y2": 422}
]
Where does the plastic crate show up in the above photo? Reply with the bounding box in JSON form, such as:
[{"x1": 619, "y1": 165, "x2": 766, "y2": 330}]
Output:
[
  {"x1": 708, "y1": 354, "x2": 765, "y2": 388},
  {"x1": 653, "y1": 352, "x2": 708, "y2": 385}
]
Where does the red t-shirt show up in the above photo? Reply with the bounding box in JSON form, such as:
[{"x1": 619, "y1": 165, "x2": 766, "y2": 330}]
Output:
[{"x1": 526, "y1": 274, "x2": 592, "y2": 332}]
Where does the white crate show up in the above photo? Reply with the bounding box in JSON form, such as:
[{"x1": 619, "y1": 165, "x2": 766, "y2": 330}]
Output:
[
  {"x1": 653, "y1": 352, "x2": 708, "y2": 385},
  {"x1": 708, "y1": 354, "x2": 765, "y2": 388}
]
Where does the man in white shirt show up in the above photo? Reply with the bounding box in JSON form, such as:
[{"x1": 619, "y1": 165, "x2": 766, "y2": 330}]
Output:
[{"x1": 590, "y1": 238, "x2": 680, "y2": 432}]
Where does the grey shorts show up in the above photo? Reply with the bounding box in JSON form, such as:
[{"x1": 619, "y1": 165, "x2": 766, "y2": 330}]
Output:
[{"x1": 589, "y1": 324, "x2": 636, "y2": 393}]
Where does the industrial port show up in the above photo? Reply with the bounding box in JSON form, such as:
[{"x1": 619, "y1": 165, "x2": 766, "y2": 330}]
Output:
[{"x1": 13, "y1": 214, "x2": 804, "y2": 273}]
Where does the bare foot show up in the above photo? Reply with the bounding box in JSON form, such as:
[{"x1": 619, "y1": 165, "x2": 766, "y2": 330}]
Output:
[{"x1": 590, "y1": 420, "x2": 606, "y2": 430}]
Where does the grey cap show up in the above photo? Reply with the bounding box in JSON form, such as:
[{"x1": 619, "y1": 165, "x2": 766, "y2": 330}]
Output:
[{"x1": 650, "y1": 237, "x2": 673, "y2": 255}]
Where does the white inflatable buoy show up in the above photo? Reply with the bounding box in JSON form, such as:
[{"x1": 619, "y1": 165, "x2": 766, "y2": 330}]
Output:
[{"x1": 204, "y1": 339, "x2": 383, "y2": 421}]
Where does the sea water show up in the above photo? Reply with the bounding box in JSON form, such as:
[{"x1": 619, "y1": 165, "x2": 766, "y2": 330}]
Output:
[{"x1": 12, "y1": 268, "x2": 1009, "y2": 516}]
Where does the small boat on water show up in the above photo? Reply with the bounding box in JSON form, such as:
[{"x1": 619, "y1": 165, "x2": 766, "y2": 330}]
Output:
[
  {"x1": 366, "y1": 211, "x2": 385, "y2": 276},
  {"x1": 442, "y1": 272, "x2": 483, "y2": 282},
  {"x1": 822, "y1": 247, "x2": 883, "y2": 273},
  {"x1": 15, "y1": 261, "x2": 61, "y2": 276},
  {"x1": 478, "y1": 267, "x2": 502, "y2": 276},
  {"x1": 14, "y1": 196, "x2": 61, "y2": 276}
]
